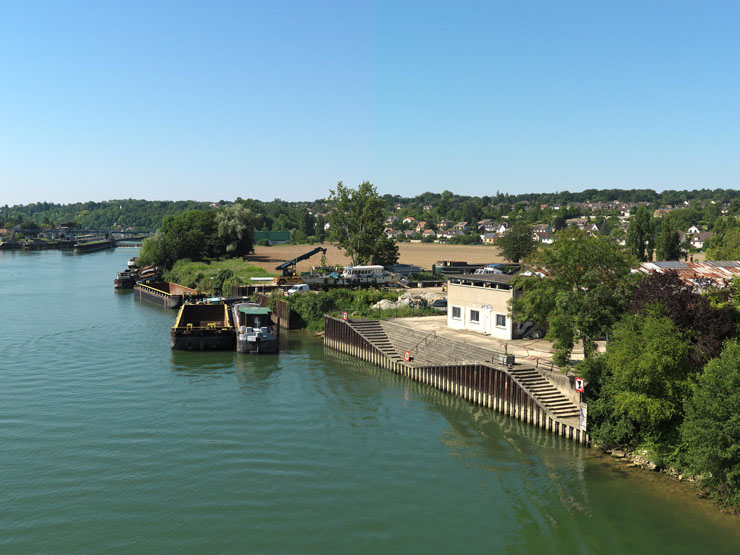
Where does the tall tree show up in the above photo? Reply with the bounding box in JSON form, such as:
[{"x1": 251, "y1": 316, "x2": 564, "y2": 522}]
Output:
[
  {"x1": 497, "y1": 222, "x2": 537, "y2": 263},
  {"x1": 216, "y1": 204, "x2": 255, "y2": 257},
  {"x1": 706, "y1": 227, "x2": 740, "y2": 260},
  {"x1": 583, "y1": 308, "x2": 691, "y2": 449},
  {"x1": 512, "y1": 229, "x2": 634, "y2": 365},
  {"x1": 371, "y1": 235, "x2": 400, "y2": 267},
  {"x1": 682, "y1": 339, "x2": 740, "y2": 510},
  {"x1": 327, "y1": 181, "x2": 385, "y2": 266},
  {"x1": 626, "y1": 205, "x2": 655, "y2": 262},
  {"x1": 655, "y1": 217, "x2": 682, "y2": 260}
]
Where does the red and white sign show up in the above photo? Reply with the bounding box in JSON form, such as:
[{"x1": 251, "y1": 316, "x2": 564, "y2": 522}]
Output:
[
  {"x1": 575, "y1": 377, "x2": 585, "y2": 393},
  {"x1": 342, "y1": 312, "x2": 348, "y2": 321},
  {"x1": 404, "y1": 351, "x2": 411, "y2": 362}
]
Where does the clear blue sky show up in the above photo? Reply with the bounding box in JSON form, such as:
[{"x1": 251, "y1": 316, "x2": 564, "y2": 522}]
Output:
[{"x1": 2, "y1": 0, "x2": 739, "y2": 205}]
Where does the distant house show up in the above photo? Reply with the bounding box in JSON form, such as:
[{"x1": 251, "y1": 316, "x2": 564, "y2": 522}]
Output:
[
  {"x1": 584, "y1": 223, "x2": 600, "y2": 236},
  {"x1": 566, "y1": 218, "x2": 588, "y2": 229},
  {"x1": 533, "y1": 230, "x2": 554, "y2": 244},
  {"x1": 415, "y1": 221, "x2": 427, "y2": 232},
  {"x1": 687, "y1": 225, "x2": 701, "y2": 235},
  {"x1": 402, "y1": 216, "x2": 416, "y2": 225},
  {"x1": 422, "y1": 229, "x2": 436, "y2": 239},
  {"x1": 437, "y1": 219, "x2": 453, "y2": 230},
  {"x1": 532, "y1": 224, "x2": 551, "y2": 233},
  {"x1": 385, "y1": 215, "x2": 399, "y2": 226},
  {"x1": 480, "y1": 233, "x2": 499, "y2": 244},
  {"x1": 690, "y1": 232, "x2": 713, "y2": 250},
  {"x1": 453, "y1": 221, "x2": 470, "y2": 232},
  {"x1": 404, "y1": 230, "x2": 418, "y2": 239},
  {"x1": 477, "y1": 218, "x2": 495, "y2": 232},
  {"x1": 493, "y1": 223, "x2": 509, "y2": 234},
  {"x1": 423, "y1": 205, "x2": 433, "y2": 211}
]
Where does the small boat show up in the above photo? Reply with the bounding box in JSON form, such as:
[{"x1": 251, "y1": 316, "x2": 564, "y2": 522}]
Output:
[
  {"x1": 127, "y1": 257, "x2": 138, "y2": 269},
  {"x1": 231, "y1": 303, "x2": 278, "y2": 354},
  {"x1": 170, "y1": 302, "x2": 235, "y2": 350},
  {"x1": 114, "y1": 269, "x2": 138, "y2": 289}
]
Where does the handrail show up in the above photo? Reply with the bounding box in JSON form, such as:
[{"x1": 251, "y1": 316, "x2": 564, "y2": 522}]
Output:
[{"x1": 409, "y1": 329, "x2": 436, "y2": 355}]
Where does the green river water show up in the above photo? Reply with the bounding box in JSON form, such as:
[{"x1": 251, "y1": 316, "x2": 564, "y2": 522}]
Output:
[{"x1": 2, "y1": 248, "x2": 740, "y2": 553}]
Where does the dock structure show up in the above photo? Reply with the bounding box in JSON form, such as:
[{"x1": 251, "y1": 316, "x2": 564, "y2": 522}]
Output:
[{"x1": 324, "y1": 316, "x2": 588, "y2": 444}]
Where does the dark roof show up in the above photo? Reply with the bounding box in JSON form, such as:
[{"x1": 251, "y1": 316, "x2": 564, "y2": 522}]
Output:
[
  {"x1": 238, "y1": 306, "x2": 271, "y2": 315},
  {"x1": 450, "y1": 273, "x2": 515, "y2": 285}
]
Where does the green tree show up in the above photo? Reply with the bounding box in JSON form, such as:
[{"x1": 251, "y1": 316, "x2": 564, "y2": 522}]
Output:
[
  {"x1": 512, "y1": 229, "x2": 634, "y2": 365},
  {"x1": 496, "y1": 222, "x2": 537, "y2": 262},
  {"x1": 682, "y1": 339, "x2": 740, "y2": 509},
  {"x1": 706, "y1": 227, "x2": 740, "y2": 260},
  {"x1": 626, "y1": 205, "x2": 655, "y2": 261},
  {"x1": 138, "y1": 209, "x2": 219, "y2": 268},
  {"x1": 216, "y1": 204, "x2": 254, "y2": 257},
  {"x1": 584, "y1": 309, "x2": 691, "y2": 450},
  {"x1": 655, "y1": 217, "x2": 682, "y2": 260},
  {"x1": 327, "y1": 181, "x2": 385, "y2": 265},
  {"x1": 371, "y1": 235, "x2": 400, "y2": 267}
]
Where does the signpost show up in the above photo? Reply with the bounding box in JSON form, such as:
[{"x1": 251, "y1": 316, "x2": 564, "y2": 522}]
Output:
[
  {"x1": 342, "y1": 312, "x2": 348, "y2": 321},
  {"x1": 404, "y1": 351, "x2": 411, "y2": 362},
  {"x1": 575, "y1": 377, "x2": 584, "y2": 392}
]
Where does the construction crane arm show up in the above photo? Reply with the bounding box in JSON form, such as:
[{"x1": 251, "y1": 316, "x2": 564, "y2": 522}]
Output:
[{"x1": 275, "y1": 246, "x2": 327, "y2": 275}]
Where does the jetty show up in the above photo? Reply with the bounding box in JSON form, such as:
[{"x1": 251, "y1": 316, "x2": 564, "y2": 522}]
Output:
[{"x1": 324, "y1": 316, "x2": 587, "y2": 444}]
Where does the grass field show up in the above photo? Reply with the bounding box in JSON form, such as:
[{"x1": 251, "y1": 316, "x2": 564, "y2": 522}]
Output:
[{"x1": 246, "y1": 242, "x2": 505, "y2": 274}]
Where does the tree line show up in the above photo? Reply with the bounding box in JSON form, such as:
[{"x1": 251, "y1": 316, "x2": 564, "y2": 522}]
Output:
[{"x1": 510, "y1": 230, "x2": 740, "y2": 510}]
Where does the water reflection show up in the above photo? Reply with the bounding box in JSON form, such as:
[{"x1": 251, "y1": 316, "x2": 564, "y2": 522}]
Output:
[{"x1": 169, "y1": 349, "x2": 235, "y2": 380}]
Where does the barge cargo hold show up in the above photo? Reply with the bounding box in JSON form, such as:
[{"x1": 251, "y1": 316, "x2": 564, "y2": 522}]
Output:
[
  {"x1": 231, "y1": 303, "x2": 278, "y2": 354},
  {"x1": 171, "y1": 303, "x2": 235, "y2": 350},
  {"x1": 73, "y1": 238, "x2": 116, "y2": 254},
  {"x1": 134, "y1": 281, "x2": 199, "y2": 309}
]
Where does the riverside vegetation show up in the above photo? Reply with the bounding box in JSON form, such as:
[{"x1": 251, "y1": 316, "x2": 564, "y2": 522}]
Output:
[{"x1": 18, "y1": 183, "x2": 737, "y2": 511}]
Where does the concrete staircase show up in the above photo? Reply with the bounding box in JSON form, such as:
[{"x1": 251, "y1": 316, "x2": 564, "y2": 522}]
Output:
[
  {"x1": 348, "y1": 320, "x2": 403, "y2": 362},
  {"x1": 507, "y1": 366, "x2": 580, "y2": 420},
  {"x1": 380, "y1": 320, "x2": 580, "y2": 421}
]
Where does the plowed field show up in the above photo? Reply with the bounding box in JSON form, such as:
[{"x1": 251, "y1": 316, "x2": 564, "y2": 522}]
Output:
[{"x1": 246, "y1": 242, "x2": 504, "y2": 274}]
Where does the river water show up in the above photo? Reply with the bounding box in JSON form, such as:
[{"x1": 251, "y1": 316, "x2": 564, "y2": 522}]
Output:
[{"x1": 2, "y1": 248, "x2": 740, "y2": 552}]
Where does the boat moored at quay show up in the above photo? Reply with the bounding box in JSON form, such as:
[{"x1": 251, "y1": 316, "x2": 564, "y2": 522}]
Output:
[
  {"x1": 73, "y1": 237, "x2": 116, "y2": 254},
  {"x1": 134, "y1": 281, "x2": 200, "y2": 309},
  {"x1": 170, "y1": 302, "x2": 235, "y2": 351},
  {"x1": 231, "y1": 303, "x2": 278, "y2": 354},
  {"x1": 300, "y1": 265, "x2": 399, "y2": 289}
]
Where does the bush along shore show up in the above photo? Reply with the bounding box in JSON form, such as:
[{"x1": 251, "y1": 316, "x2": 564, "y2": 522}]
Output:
[
  {"x1": 270, "y1": 288, "x2": 441, "y2": 332},
  {"x1": 577, "y1": 274, "x2": 740, "y2": 512}
]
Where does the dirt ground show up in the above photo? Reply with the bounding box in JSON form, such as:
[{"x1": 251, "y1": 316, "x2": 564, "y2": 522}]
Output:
[{"x1": 246, "y1": 242, "x2": 505, "y2": 274}]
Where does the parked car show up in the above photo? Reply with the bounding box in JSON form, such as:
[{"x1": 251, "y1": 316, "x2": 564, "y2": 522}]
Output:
[
  {"x1": 287, "y1": 284, "x2": 310, "y2": 295},
  {"x1": 430, "y1": 299, "x2": 447, "y2": 312}
]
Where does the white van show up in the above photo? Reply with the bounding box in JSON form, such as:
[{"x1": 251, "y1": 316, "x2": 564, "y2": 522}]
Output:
[{"x1": 287, "y1": 284, "x2": 310, "y2": 295}]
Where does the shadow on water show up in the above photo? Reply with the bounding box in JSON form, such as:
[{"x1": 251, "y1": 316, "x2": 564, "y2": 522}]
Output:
[{"x1": 169, "y1": 349, "x2": 236, "y2": 380}]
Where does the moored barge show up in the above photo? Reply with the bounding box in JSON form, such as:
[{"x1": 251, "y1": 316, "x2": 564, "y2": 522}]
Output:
[
  {"x1": 170, "y1": 303, "x2": 235, "y2": 350},
  {"x1": 134, "y1": 281, "x2": 199, "y2": 309},
  {"x1": 231, "y1": 303, "x2": 278, "y2": 354},
  {"x1": 74, "y1": 238, "x2": 116, "y2": 254}
]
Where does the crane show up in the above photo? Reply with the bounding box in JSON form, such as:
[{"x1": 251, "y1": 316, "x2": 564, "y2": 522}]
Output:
[{"x1": 273, "y1": 246, "x2": 327, "y2": 285}]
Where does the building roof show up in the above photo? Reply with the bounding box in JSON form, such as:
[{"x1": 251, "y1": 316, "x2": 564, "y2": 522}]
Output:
[
  {"x1": 639, "y1": 260, "x2": 740, "y2": 288},
  {"x1": 449, "y1": 273, "x2": 515, "y2": 287}
]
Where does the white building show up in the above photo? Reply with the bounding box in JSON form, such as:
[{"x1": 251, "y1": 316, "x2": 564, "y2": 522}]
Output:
[{"x1": 446, "y1": 273, "x2": 520, "y2": 340}]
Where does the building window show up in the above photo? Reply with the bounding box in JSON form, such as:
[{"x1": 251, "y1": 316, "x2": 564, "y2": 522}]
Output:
[
  {"x1": 452, "y1": 306, "x2": 461, "y2": 319},
  {"x1": 470, "y1": 310, "x2": 480, "y2": 323},
  {"x1": 496, "y1": 314, "x2": 506, "y2": 327}
]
